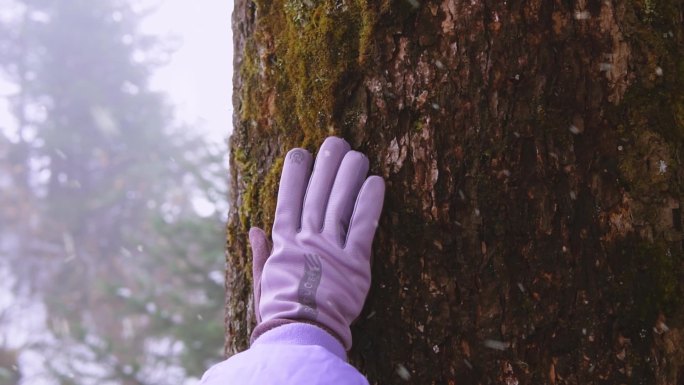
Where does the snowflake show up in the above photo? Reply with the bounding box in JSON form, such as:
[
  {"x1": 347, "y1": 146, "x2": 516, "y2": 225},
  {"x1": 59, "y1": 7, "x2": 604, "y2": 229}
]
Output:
[{"x1": 658, "y1": 160, "x2": 667, "y2": 174}]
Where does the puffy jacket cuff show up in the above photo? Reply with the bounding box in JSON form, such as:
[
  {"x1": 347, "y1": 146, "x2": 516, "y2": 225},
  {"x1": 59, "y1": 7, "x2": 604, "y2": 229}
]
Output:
[{"x1": 252, "y1": 323, "x2": 347, "y2": 361}]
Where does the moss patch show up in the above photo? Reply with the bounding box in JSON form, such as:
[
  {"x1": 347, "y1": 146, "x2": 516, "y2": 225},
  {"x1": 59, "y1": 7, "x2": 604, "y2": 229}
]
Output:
[
  {"x1": 612, "y1": 0, "x2": 684, "y2": 198},
  {"x1": 245, "y1": 0, "x2": 376, "y2": 144},
  {"x1": 232, "y1": 0, "x2": 381, "y2": 239},
  {"x1": 609, "y1": 236, "x2": 683, "y2": 329},
  {"x1": 622, "y1": 0, "x2": 684, "y2": 142},
  {"x1": 605, "y1": 235, "x2": 684, "y2": 381}
]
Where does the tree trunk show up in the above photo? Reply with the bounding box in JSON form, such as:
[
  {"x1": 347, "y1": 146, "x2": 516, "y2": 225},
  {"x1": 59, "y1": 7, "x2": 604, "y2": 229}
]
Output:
[{"x1": 228, "y1": 1, "x2": 684, "y2": 383}]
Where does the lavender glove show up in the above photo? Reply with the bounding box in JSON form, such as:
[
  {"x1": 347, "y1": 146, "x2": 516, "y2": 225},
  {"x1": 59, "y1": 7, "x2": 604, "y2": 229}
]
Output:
[{"x1": 249, "y1": 136, "x2": 385, "y2": 350}]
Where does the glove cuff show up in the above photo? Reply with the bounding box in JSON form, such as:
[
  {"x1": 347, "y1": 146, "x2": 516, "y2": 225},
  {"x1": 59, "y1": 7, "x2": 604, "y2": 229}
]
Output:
[
  {"x1": 251, "y1": 322, "x2": 347, "y2": 361},
  {"x1": 251, "y1": 319, "x2": 348, "y2": 352}
]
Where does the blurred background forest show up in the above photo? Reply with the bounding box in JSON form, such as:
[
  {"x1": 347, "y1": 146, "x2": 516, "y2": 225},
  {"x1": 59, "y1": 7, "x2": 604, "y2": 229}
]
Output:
[{"x1": 0, "y1": 0, "x2": 231, "y2": 384}]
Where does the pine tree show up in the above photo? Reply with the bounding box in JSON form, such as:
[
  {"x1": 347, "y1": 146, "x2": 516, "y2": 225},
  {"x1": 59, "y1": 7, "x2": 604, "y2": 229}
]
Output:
[{"x1": 0, "y1": 0, "x2": 226, "y2": 383}]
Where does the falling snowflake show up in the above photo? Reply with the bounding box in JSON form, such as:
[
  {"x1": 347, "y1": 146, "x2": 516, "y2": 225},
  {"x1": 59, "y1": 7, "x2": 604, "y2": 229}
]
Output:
[
  {"x1": 396, "y1": 364, "x2": 411, "y2": 380},
  {"x1": 658, "y1": 160, "x2": 667, "y2": 174},
  {"x1": 484, "y1": 339, "x2": 510, "y2": 350}
]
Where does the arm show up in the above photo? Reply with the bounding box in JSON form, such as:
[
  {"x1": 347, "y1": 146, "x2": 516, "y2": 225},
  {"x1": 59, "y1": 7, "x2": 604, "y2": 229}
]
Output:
[{"x1": 201, "y1": 136, "x2": 385, "y2": 385}]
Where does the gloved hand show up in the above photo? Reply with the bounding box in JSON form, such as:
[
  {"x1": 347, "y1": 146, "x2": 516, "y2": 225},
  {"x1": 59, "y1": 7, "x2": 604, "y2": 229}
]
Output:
[{"x1": 248, "y1": 136, "x2": 385, "y2": 350}]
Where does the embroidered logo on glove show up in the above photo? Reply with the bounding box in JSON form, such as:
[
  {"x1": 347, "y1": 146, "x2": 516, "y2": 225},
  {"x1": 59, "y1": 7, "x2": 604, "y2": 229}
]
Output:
[
  {"x1": 297, "y1": 254, "x2": 322, "y2": 319},
  {"x1": 289, "y1": 149, "x2": 305, "y2": 165}
]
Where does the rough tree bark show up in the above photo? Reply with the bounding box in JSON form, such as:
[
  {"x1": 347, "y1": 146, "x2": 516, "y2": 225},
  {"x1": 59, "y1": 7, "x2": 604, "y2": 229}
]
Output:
[{"x1": 227, "y1": 1, "x2": 684, "y2": 384}]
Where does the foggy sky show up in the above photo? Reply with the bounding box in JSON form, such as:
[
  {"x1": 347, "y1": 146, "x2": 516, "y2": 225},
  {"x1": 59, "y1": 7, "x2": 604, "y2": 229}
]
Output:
[{"x1": 140, "y1": 0, "x2": 234, "y2": 144}]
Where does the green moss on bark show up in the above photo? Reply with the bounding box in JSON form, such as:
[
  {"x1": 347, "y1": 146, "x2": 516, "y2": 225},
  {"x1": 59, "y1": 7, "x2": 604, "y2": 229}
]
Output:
[
  {"x1": 624, "y1": 0, "x2": 684, "y2": 143},
  {"x1": 243, "y1": 0, "x2": 374, "y2": 142},
  {"x1": 228, "y1": 0, "x2": 380, "y2": 351},
  {"x1": 610, "y1": 237, "x2": 683, "y2": 326},
  {"x1": 612, "y1": 0, "x2": 683, "y2": 204},
  {"x1": 233, "y1": 0, "x2": 378, "y2": 234},
  {"x1": 606, "y1": 236, "x2": 684, "y2": 381}
]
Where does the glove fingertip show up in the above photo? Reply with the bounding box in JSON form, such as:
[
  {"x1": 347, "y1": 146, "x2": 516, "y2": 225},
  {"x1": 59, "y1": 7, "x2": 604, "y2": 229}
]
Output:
[{"x1": 249, "y1": 226, "x2": 267, "y2": 243}]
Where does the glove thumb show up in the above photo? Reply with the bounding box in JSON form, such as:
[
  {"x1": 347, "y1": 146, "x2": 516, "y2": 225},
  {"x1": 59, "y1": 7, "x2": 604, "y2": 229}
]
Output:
[{"x1": 248, "y1": 227, "x2": 271, "y2": 323}]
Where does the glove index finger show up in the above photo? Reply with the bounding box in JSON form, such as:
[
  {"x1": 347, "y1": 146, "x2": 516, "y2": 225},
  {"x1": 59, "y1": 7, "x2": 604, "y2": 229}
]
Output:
[
  {"x1": 273, "y1": 148, "x2": 313, "y2": 235},
  {"x1": 344, "y1": 175, "x2": 385, "y2": 259}
]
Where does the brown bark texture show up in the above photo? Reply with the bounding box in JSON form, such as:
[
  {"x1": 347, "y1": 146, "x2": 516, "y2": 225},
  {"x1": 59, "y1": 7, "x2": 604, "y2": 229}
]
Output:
[{"x1": 227, "y1": 0, "x2": 684, "y2": 384}]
